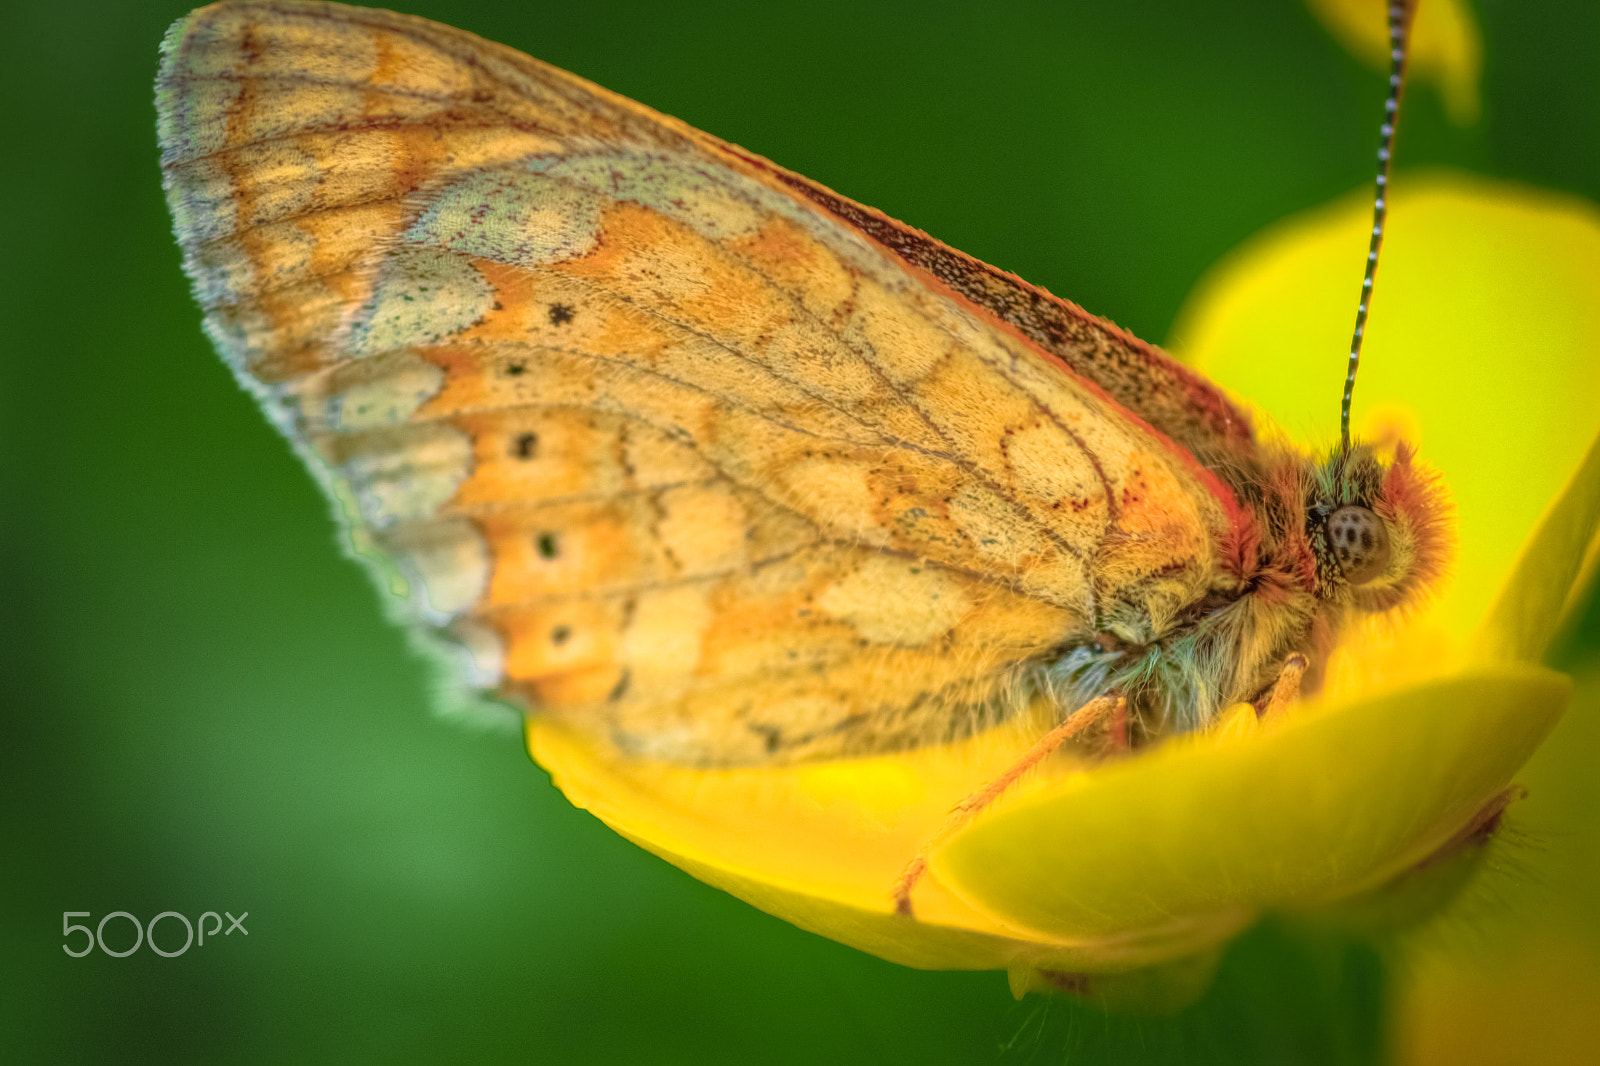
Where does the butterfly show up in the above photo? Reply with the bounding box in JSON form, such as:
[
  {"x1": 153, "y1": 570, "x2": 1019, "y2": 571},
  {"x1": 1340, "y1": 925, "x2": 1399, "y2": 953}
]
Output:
[{"x1": 156, "y1": 0, "x2": 1448, "y2": 879}]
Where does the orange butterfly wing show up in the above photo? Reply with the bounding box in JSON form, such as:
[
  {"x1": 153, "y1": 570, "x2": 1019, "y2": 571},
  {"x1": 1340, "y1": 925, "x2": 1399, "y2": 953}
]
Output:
[{"x1": 158, "y1": 0, "x2": 1247, "y2": 764}]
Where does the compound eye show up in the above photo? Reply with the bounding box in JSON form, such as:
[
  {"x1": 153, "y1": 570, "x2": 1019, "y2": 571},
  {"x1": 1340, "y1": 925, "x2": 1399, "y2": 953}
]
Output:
[{"x1": 1326, "y1": 505, "x2": 1391, "y2": 585}]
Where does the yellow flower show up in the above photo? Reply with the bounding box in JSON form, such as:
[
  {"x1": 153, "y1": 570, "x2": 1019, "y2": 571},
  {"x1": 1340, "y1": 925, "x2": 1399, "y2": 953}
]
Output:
[{"x1": 526, "y1": 172, "x2": 1600, "y2": 1005}]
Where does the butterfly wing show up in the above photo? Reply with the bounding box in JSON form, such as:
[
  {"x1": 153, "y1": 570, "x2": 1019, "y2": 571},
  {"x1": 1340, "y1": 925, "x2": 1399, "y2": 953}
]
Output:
[{"x1": 158, "y1": 0, "x2": 1247, "y2": 764}]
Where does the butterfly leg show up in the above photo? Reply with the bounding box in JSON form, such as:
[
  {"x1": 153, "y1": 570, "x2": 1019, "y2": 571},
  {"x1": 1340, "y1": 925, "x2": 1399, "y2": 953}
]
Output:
[
  {"x1": 891, "y1": 695, "x2": 1122, "y2": 917},
  {"x1": 1110, "y1": 695, "x2": 1129, "y2": 749},
  {"x1": 1261, "y1": 653, "x2": 1310, "y2": 723}
]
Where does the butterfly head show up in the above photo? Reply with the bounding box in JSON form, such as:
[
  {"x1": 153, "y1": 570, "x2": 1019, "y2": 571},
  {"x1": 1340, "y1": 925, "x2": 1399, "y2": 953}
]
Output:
[
  {"x1": 1308, "y1": 3, "x2": 1443, "y2": 614},
  {"x1": 1306, "y1": 442, "x2": 1451, "y2": 614}
]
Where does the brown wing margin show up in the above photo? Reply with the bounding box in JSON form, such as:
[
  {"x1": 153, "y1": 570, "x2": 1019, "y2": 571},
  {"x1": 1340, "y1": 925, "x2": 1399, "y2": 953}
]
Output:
[{"x1": 711, "y1": 145, "x2": 1257, "y2": 466}]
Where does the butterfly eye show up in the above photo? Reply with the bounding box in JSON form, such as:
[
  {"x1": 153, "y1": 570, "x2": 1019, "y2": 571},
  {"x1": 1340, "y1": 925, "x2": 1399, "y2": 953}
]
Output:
[{"x1": 1326, "y1": 505, "x2": 1391, "y2": 585}]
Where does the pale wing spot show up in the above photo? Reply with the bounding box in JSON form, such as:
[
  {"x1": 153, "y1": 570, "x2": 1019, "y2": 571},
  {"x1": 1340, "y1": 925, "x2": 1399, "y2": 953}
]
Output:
[
  {"x1": 295, "y1": 130, "x2": 426, "y2": 220},
  {"x1": 945, "y1": 484, "x2": 1029, "y2": 562},
  {"x1": 595, "y1": 148, "x2": 885, "y2": 266},
  {"x1": 818, "y1": 556, "x2": 972, "y2": 646},
  {"x1": 622, "y1": 585, "x2": 714, "y2": 691},
  {"x1": 348, "y1": 249, "x2": 492, "y2": 355},
  {"x1": 234, "y1": 82, "x2": 379, "y2": 149},
  {"x1": 232, "y1": 139, "x2": 327, "y2": 228},
  {"x1": 1012, "y1": 556, "x2": 1094, "y2": 614},
  {"x1": 779, "y1": 455, "x2": 884, "y2": 545},
  {"x1": 743, "y1": 500, "x2": 819, "y2": 560},
  {"x1": 529, "y1": 153, "x2": 769, "y2": 240},
  {"x1": 325, "y1": 352, "x2": 445, "y2": 431},
  {"x1": 843, "y1": 275, "x2": 959, "y2": 386},
  {"x1": 378, "y1": 517, "x2": 490, "y2": 622},
  {"x1": 444, "y1": 619, "x2": 506, "y2": 690},
  {"x1": 941, "y1": 483, "x2": 1071, "y2": 574},
  {"x1": 653, "y1": 484, "x2": 749, "y2": 572},
  {"x1": 1003, "y1": 420, "x2": 1104, "y2": 513},
  {"x1": 302, "y1": 130, "x2": 430, "y2": 204},
  {"x1": 910, "y1": 346, "x2": 1033, "y2": 454},
  {"x1": 272, "y1": 204, "x2": 403, "y2": 298},
  {"x1": 406, "y1": 170, "x2": 603, "y2": 266},
  {"x1": 610, "y1": 420, "x2": 716, "y2": 485},
  {"x1": 334, "y1": 422, "x2": 474, "y2": 529}
]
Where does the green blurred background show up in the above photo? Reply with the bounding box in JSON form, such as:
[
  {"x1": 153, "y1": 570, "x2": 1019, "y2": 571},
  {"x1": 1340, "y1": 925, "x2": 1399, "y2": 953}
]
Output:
[{"x1": 3, "y1": 0, "x2": 1596, "y2": 1062}]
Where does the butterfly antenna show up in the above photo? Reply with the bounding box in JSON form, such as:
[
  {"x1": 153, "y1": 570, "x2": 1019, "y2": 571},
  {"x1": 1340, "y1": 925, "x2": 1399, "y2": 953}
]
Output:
[{"x1": 1342, "y1": 0, "x2": 1414, "y2": 453}]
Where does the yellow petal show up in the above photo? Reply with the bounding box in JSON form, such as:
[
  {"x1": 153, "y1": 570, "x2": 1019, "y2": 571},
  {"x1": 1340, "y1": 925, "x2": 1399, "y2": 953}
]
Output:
[
  {"x1": 529, "y1": 717, "x2": 1246, "y2": 972},
  {"x1": 1171, "y1": 174, "x2": 1600, "y2": 690},
  {"x1": 531, "y1": 666, "x2": 1566, "y2": 975},
  {"x1": 1477, "y1": 432, "x2": 1600, "y2": 662},
  {"x1": 933, "y1": 666, "x2": 1567, "y2": 940},
  {"x1": 1305, "y1": 0, "x2": 1482, "y2": 124}
]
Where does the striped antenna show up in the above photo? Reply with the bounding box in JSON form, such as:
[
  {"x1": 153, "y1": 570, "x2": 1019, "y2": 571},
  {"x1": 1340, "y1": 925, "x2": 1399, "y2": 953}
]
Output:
[{"x1": 1341, "y1": 0, "x2": 1414, "y2": 452}]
